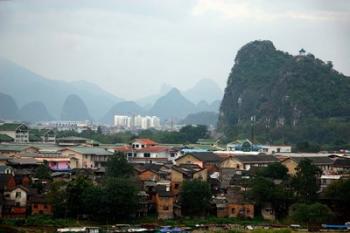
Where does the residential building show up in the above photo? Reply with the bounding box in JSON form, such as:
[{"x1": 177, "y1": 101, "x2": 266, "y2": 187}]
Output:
[
  {"x1": 31, "y1": 195, "x2": 52, "y2": 215},
  {"x1": 281, "y1": 156, "x2": 334, "y2": 175},
  {"x1": 114, "y1": 139, "x2": 176, "y2": 164},
  {"x1": 175, "y1": 152, "x2": 222, "y2": 173},
  {"x1": 170, "y1": 164, "x2": 207, "y2": 196},
  {"x1": 220, "y1": 154, "x2": 279, "y2": 170},
  {"x1": 60, "y1": 147, "x2": 114, "y2": 169},
  {"x1": 0, "y1": 123, "x2": 29, "y2": 143},
  {"x1": 155, "y1": 185, "x2": 174, "y2": 219},
  {"x1": 113, "y1": 115, "x2": 161, "y2": 130},
  {"x1": 40, "y1": 129, "x2": 56, "y2": 143},
  {"x1": 226, "y1": 139, "x2": 291, "y2": 154}
]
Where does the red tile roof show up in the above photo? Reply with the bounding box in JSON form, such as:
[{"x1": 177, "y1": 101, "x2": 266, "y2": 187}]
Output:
[
  {"x1": 114, "y1": 145, "x2": 170, "y2": 153},
  {"x1": 133, "y1": 138, "x2": 157, "y2": 145}
]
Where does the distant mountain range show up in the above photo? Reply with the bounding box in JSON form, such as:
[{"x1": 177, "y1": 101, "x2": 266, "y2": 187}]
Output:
[
  {"x1": 0, "y1": 57, "x2": 222, "y2": 124},
  {"x1": 0, "y1": 57, "x2": 123, "y2": 120}
]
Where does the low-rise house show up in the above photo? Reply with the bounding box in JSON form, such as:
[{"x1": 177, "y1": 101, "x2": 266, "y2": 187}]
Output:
[
  {"x1": 155, "y1": 185, "x2": 174, "y2": 219},
  {"x1": 60, "y1": 147, "x2": 114, "y2": 169},
  {"x1": 0, "y1": 144, "x2": 40, "y2": 157},
  {"x1": 220, "y1": 169, "x2": 251, "y2": 190},
  {"x1": 261, "y1": 203, "x2": 275, "y2": 221},
  {"x1": 320, "y1": 175, "x2": 342, "y2": 192},
  {"x1": 0, "y1": 174, "x2": 16, "y2": 192},
  {"x1": 171, "y1": 164, "x2": 207, "y2": 195},
  {"x1": 220, "y1": 154, "x2": 278, "y2": 170},
  {"x1": 31, "y1": 195, "x2": 53, "y2": 215},
  {"x1": 227, "y1": 139, "x2": 257, "y2": 152},
  {"x1": 212, "y1": 188, "x2": 254, "y2": 219},
  {"x1": 7, "y1": 157, "x2": 41, "y2": 171},
  {"x1": 56, "y1": 136, "x2": 99, "y2": 147},
  {"x1": 115, "y1": 139, "x2": 176, "y2": 164},
  {"x1": 0, "y1": 123, "x2": 29, "y2": 143},
  {"x1": 40, "y1": 129, "x2": 56, "y2": 144},
  {"x1": 281, "y1": 156, "x2": 334, "y2": 175},
  {"x1": 259, "y1": 145, "x2": 292, "y2": 154},
  {"x1": 0, "y1": 165, "x2": 14, "y2": 175},
  {"x1": 175, "y1": 152, "x2": 222, "y2": 173},
  {"x1": 331, "y1": 157, "x2": 350, "y2": 173},
  {"x1": 134, "y1": 164, "x2": 164, "y2": 183},
  {"x1": 226, "y1": 139, "x2": 291, "y2": 154},
  {"x1": 3, "y1": 185, "x2": 29, "y2": 217},
  {"x1": 19, "y1": 151, "x2": 71, "y2": 172}
]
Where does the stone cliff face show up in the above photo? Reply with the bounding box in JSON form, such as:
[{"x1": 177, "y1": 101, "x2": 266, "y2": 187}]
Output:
[{"x1": 218, "y1": 40, "x2": 350, "y2": 141}]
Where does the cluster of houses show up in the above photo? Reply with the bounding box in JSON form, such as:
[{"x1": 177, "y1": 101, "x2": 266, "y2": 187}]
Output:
[{"x1": 0, "y1": 123, "x2": 350, "y2": 220}]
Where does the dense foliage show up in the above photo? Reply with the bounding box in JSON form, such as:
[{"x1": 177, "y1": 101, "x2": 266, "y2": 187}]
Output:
[
  {"x1": 180, "y1": 180, "x2": 212, "y2": 216},
  {"x1": 56, "y1": 124, "x2": 209, "y2": 144},
  {"x1": 290, "y1": 202, "x2": 333, "y2": 226},
  {"x1": 291, "y1": 159, "x2": 322, "y2": 203},
  {"x1": 249, "y1": 163, "x2": 292, "y2": 219},
  {"x1": 324, "y1": 179, "x2": 350, "y2": 221},
  {"x1": 48, "y1": 156, "x2": 139, "y2": 221},
  {"x1": 218, "y1": 40, "x2": 350, "y2": 146}
]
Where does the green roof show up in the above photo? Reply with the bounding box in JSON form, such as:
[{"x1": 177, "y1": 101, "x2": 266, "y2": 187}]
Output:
[
  {"x1": 0, "y1": 134, "x2": 14, "y2": 142},
  {"x1": 196, "y1": 138, "x2": 216, "y2": 145},
  {"x1": 0, "y1": 144, "x2": 33, "y2": 152},
  {"x1": 0, "y1": 123, "x2": 26, "y2": 131}
]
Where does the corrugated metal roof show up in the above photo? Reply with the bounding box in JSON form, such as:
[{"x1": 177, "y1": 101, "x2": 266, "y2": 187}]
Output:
[{"x1": 65, "y1": 146, "x2": 114, "y2": 155}]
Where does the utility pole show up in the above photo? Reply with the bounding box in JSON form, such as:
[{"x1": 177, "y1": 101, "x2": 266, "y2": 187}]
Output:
[{"x1": 250, "y1": 115, "x2": 256, "y2": 144}]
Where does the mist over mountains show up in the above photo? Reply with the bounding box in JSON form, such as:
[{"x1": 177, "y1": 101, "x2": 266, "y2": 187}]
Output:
[{"x1": 0, "y1": 57, "x2": 222, "y2": 124}]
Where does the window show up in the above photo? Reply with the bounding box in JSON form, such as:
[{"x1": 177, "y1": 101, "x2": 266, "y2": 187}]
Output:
[
  {"x1": 163, "y1": 206, "x2": 169, "y2": 211},
  {"x1": 128, "y1": 153, "x2": 133, "y2": 157},
  {"x1": 277, "y1": 148, "x2": 281, "y2": 153},
  {"x1": 16, "y1": 192, "x2": 21, "y2": 198},
  {"x1": 33, "y1": 204, "x2": 38, "y2": 209},
  {"x1": 236, "y1": 164, "x2": 240, "y2": 169},
  {"x1": 170, "y1": 153, "x2": 175, "y2": 157},
  {"x1": 144, "y1": 153, "x2": 150, "y2": 158},
  {"x1": 231, "y1": 208, "x2": 235, "y2": 214},
  {"x1": 16, "y1": 202, "x2": 20, "y2": 207},
  {"x1": 174, "y1": 184, "x2": 179, "y2": 189}
]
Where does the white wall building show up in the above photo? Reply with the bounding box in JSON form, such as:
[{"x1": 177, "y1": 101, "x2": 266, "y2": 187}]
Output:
[{"x1": 113, "y1": 115, "x2": 161, "y2": 130}]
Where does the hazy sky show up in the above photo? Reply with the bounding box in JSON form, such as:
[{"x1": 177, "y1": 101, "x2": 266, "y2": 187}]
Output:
[{"x1": 0, "y1": 0, "x2": 349, "y2": 100}]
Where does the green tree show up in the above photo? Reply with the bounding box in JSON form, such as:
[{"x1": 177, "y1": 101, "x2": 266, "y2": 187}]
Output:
[
  {"x1": 81, "y1": 185, "x2": 104, "y2": 219},
  {"x1": 47, "y1": 180, "x2": 68, "y2": 218},
  {"x1": 257, "y1": 162, "x2": 289, "y2": 180},
  {"x1": 180, "y1": 180, "x2": 212, "y2": 216},
  {"x1": 248, "y1": 176, "x2": 292, "y2": 219},
  {"x1": 105, "y1": 153, "x2": 134, "y2": 178},
  {"x1": 66, "y1": 176, "x2": 93, "y2": 218},
  {"x1": 101, "y1": 177, "x2": 139, "y2": 220},
  {"x1": 295, "y1": 141, "x2": 321, "y2": 153},
  {"x1": 290, "y1": 202, "x2": 333, "y2": 227},
  {"x1": 291, "y1": 159, "x2": 321, "y2": 203},
  {"x1": 34, "y1": 161, "x2": 52, "y2": 180},
  {"x1": 179, "y1": 125, "x2": 209, "y2": 143},
  {"x1": 324, "y1": 179, "x2": 350, "y2": 220}
]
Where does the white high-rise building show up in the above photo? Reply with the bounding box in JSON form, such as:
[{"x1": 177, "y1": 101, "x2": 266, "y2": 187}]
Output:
[
  {"x1": 114, "y1": 115, "x2": 130, "y2": 128},
  {"x1": 113, "y1": 115, "x2": 161, "y2": 130}
]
